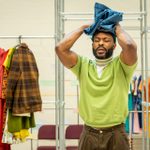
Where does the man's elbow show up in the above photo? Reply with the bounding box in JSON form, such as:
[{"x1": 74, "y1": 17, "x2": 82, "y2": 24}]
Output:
[
  {"x1": 126, "y1": 40, "x2": 137, "y2": 52},
  {"x1": 55, "y1": 44, "x2": 61, "y2": 55}
]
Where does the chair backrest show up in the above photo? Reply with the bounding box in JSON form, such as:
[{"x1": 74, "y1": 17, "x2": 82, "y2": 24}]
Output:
[
  {"x1": 65, "y1": 124, "x2": 83, "y2": 139},
  {"x1": 38, "y1": 125, "x2": 56, "y2": 139}
]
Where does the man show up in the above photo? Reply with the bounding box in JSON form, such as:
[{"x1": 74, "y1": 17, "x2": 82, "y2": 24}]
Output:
[{"x1": 55, "y1": 22, "x2": 137, "y2": 149}]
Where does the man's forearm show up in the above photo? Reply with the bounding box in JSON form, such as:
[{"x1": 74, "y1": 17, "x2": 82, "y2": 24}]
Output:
[
  {"x1": 56, "y1": 25, "x2": 89, "y2": 53},
  {"x1": 115, "y1": 24, "x2": 137, "y2": 65},
  {"x1": 55, "y1": 24, "x2": 91, "y2": 68}
]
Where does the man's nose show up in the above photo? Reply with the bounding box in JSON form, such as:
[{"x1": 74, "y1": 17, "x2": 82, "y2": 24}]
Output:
[{"x1": 98, "y1": 40, "x2": 104, "y2": 46}]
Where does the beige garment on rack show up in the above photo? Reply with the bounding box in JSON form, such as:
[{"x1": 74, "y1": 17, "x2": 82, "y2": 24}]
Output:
[{"x1": 139, "y1": 78, "x2": 150, "y2": 137}]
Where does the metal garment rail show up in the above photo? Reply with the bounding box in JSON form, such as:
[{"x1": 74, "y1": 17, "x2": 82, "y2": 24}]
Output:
[
  {"x1": 0, "y1": 35, "x2": 55, "y2": 43},
  {"x1": 60, "y1": 11, "x2": 146, "y2": 15},
  {"x1": 0, "y1": 35, "x2": 55, "y2": 44},
  {"x1": 0, "y1": 35, "x2": 55, "y2": 39},
  {"x1": 55, "y1": 0, "x2": 65, "y2": 150},
  {"x1": 62, "y1": 17, "x2": 142, "y2": 21},
  {"x1": 61, "y1": 11, "x2": 145, "y2": 21},
  {"x1": 143, "y1": 0, "x2": 149, "y2": 149}
]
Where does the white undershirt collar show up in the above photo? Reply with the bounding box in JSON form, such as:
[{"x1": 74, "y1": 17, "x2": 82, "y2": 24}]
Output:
[{"x1": 95, "y1": 56, "x2": 113, "y2": 78}]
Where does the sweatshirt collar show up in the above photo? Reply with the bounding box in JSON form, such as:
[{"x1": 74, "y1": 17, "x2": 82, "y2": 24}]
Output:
[{"x1": 95, "y1": 56, "x2": 113, "y2": 67}]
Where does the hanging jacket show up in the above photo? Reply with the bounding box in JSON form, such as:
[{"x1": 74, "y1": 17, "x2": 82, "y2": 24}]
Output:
[{"x1": 6, "y1": 43, "x2": 42, "y2": 114}]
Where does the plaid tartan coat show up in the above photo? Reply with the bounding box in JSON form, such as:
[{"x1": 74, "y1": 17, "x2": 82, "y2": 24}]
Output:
[{"x1": 6, "y1": 44, "x2": 42, "y2": 114}]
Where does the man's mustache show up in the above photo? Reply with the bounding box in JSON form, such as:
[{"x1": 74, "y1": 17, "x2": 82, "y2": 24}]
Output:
[{"x1": 96, "y1": 46, "x2": 107, "y2": 51}]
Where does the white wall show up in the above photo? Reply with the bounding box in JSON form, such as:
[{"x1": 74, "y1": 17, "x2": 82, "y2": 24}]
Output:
[{"x1": 0, "y1": 0, "x2": 150, "y2": 149}]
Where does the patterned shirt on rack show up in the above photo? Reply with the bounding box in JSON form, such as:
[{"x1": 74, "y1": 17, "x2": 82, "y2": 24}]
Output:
[{"x1": 6, "y1": 43, "x2": 42, "y2": 114}]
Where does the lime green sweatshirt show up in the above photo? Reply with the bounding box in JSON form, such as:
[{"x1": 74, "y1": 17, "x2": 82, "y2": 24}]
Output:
[{"x1": 70, "y1": 55, "x2": 137, "y2": 128}]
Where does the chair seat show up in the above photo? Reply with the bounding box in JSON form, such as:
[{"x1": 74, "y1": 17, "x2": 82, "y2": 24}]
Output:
[
  {"x1": 37, "y1": 146, "x2": 56, "y2": 150},
  {"x1": 66, "y1": 146, "x2": 78, "y2": 150}
]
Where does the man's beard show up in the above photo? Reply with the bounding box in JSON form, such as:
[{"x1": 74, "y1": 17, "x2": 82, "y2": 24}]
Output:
[{"x1": 92, "y1": 46, "x2": 114, "y2": 59}]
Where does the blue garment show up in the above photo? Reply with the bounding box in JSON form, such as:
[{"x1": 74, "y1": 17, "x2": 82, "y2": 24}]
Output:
[
  {"x1": 137, "y1": 75, "x2": 142, "y2": 128},
  {"x1": 125, "y1": 84, "x2": 133, "y2": 133},
  {"x1": 84, "y1": 2, "x2": 123, "y2": 36}
]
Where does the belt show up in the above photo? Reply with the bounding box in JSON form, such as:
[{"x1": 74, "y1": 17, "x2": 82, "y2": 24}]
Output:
[{"x1": 84, "y1": 123, "x2": 124, "y2": 134}]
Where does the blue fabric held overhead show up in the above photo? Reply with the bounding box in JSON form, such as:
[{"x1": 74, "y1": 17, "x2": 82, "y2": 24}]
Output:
[{"x1": 84, "y1": 2, "x2": 123, "y2": 36}]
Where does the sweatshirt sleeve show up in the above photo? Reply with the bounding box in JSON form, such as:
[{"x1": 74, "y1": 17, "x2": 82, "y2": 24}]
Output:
[{"x1": 69, "y1": 55, "x2": 82, "y2": 79}]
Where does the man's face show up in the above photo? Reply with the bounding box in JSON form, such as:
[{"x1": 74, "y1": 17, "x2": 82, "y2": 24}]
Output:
[{"x1": 92, "y1": 32, "x2": 116, "y2": 59}]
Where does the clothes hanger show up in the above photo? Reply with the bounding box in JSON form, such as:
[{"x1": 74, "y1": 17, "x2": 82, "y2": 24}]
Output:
[{"x1": 18, "y1": 35, "x2": 22, "y2": 44}]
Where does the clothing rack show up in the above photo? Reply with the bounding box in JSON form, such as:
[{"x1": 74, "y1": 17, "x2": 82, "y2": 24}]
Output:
[
  {"x1": 56, "y1": 0, "x2": 149, "y2": 150},
  {"x1": 0, "y1": 34, "x2": 59, "y2": 150}
]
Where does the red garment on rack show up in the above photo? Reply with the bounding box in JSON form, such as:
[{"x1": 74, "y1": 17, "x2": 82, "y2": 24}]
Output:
[
  {"x1": 1, "y1": 69, "x2": 8, "y2": 134},
  {"x1": 0, "y1": 144, "x2": 10, "y2": 150},
  {"x1": 0, "y1": 48, "x2": 8, "y2": 97},
  {"x1": 0, "y1": 99, "x2": 10, "y2": 150},
  {"x1": 0, "y1": 48, "x2": 10, "y2": 150}
]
